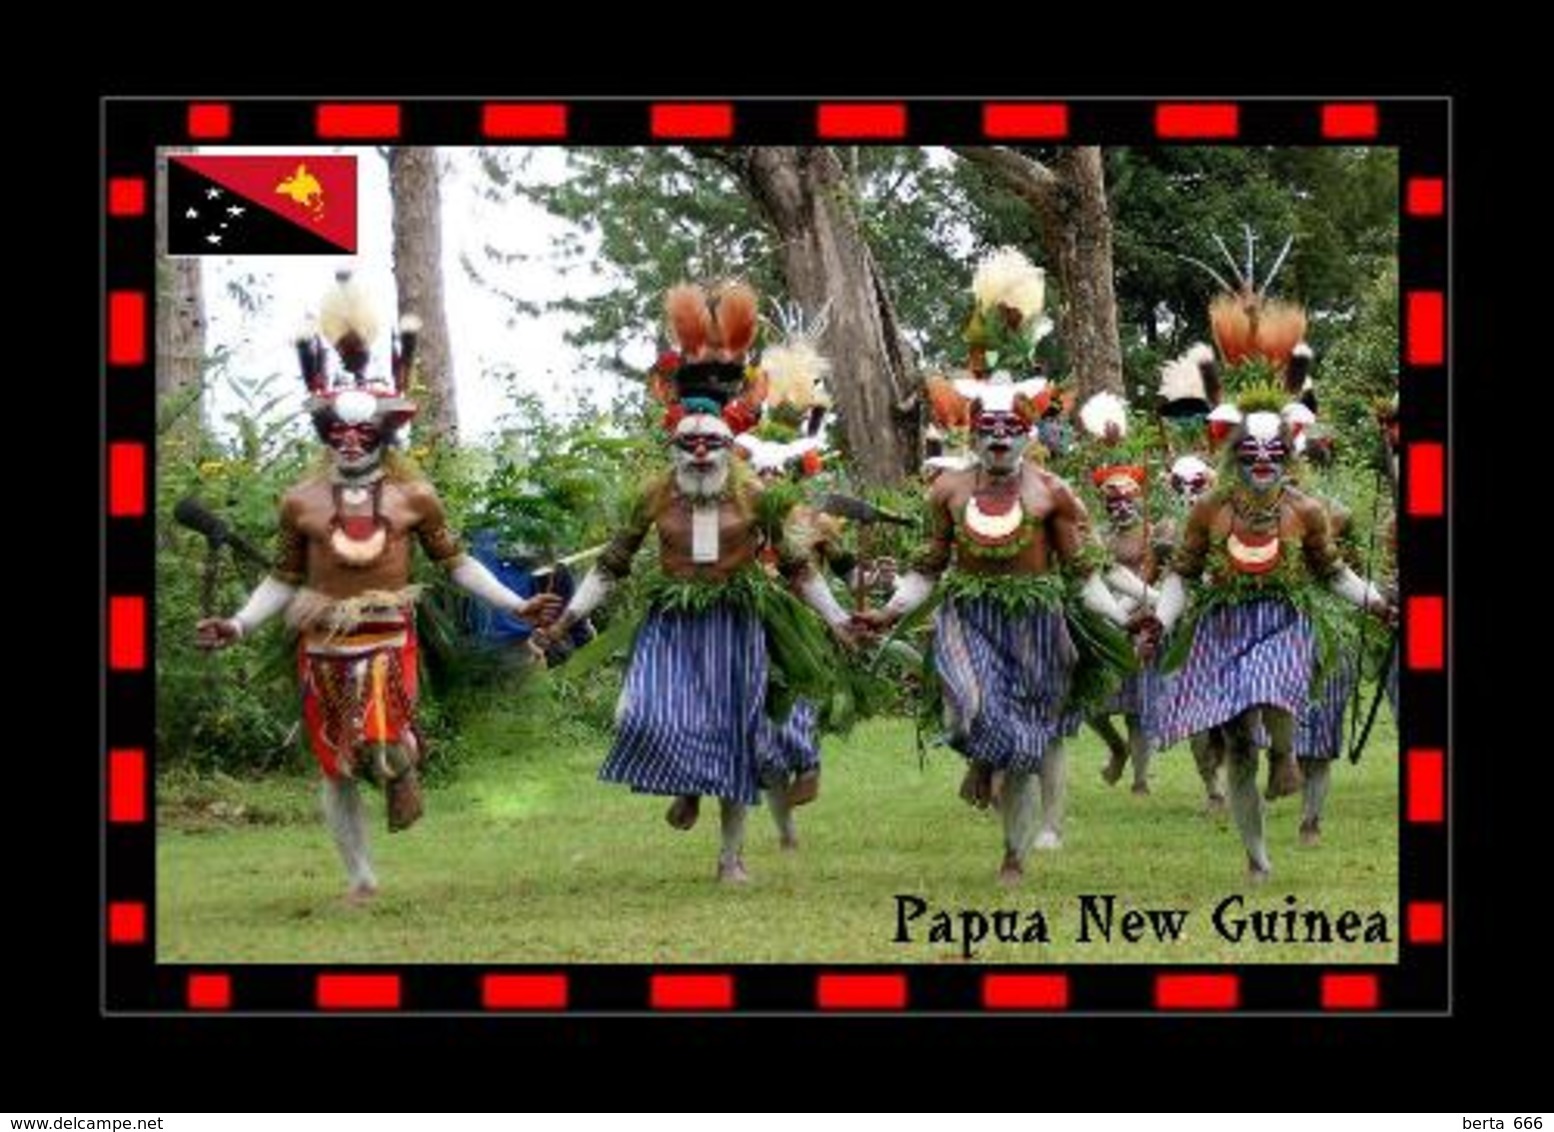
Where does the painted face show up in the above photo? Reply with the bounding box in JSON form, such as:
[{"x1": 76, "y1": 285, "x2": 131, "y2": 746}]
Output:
[
  {"x1": 672, "y1": 414, "x2": 733, "y2": 500},
  {"x1": 1100, "y1": 480, "x2": 1142, "y2": 526},
  {"x1": 1235, "y1": 413, "x2": 1289, "y2": 492},
  {"x1": 1170, "y1": 469, "x2": 1213, "y2": 503},
  {"x1": 326, "y1": 419, "x2": 385, "y2": 476},
  {"x1": 973, "y1": 410, "x2": 1030, "y2": 476}
]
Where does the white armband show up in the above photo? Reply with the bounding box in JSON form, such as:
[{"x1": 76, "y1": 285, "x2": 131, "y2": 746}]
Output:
[
  {"x1": 1105, "y1": 564, "x2": 1149, "y2": 603},
  {"x1": 1330, "y1": 566, "x2": 1385, "y2": 612},
  {"x1": 1155, "y1": 573, "x2": 1188, "y2": 633},
  {"x1": 448, "y1": 555, "x2": 525, "y2": 614},
  {"x1": 1080, "y1": 572, "x2": 1131, "y2": 627},
  {"x1": 882, "y1": 571, "x2": 935, "y2": 620},
  {"x1": 564, "y1": 567, "x2": 616, "y2": 622},
  {"x1": 797, "y1": 571, "x2": 850, "y2": 628},
  {"x1": 231, "y1": 576, "x2": 298, "y2": 637}
]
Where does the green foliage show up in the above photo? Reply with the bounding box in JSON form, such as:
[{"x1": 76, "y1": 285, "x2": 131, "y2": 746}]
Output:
[{"x1": 156, "y1": 364, "x2": 315, "y2": 775}]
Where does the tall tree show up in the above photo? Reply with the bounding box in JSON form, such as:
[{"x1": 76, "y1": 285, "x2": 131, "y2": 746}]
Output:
[
  {"x1": 954, "y1": 146, "x2": 1124, "y2": 400},
  {"x1": 155, "y1": 148, "x2": 206, "y2": 428},
  {"x1": 714, "y1": 146, "x2": 920, "y2": 484},
  {"x1": 389, "y1": 146, "x2": 458, "y2": 444}
]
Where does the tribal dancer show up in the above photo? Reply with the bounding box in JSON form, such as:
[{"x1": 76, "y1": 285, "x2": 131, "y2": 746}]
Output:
[
  {"x1": 733, "y1": 304, "x2": 838, "y2": 850},
  {"x1": 534, "y1": 282, "x2": 855, "y2": 883},
  {"x1": 1149, "y1": 256, "x2": 1391, "y2": 879},
  {"x1": 1075, "y1": 392, "x2": 1170, "y2": 796},
  {"x1": 859, "y1": 249, "x2": 1134, "y2": 884},
  {"x1": 195, "y1": 274, "x2": 561, "y2": 901}
]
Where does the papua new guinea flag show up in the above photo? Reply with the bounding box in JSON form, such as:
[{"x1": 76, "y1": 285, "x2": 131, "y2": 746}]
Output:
[{"x1": 167, "y1": 154, "x2": 357, "y2": 255}]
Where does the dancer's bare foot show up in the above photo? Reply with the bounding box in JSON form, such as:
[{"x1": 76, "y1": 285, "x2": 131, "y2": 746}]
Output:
[
  {"x1": 787, "y1": 769, "x2": 820, "y2": 807},
  {"x1": 1299, "y1": 817, "x2": 1321, "y2": 847},
  {"x1": 1034, "y1": 829, "x2": 1062, "y2": 851},
  {"x1": 1247, "y1": 855, "x2": 1272, "y2": 884},
  {"x1": 1131, "y1": 780, "x2": 1151, "y2": 796},
  {"x1": 665, "y1": 794, "x2": 700, "y2": 831},
  {"x1": 717, "y1": 856, "x2": 750, "y2": 884},
  {"x1": 1203, "y1": 792, "x2": 1228, "y2": 817},
  {"x1": 385, "y1": 770, "x2": 424, "y2": 832},
  {"x1": 779, "y1": 832, "x2": 799, "y2": 852},
  {"x1": 343, "y1": 880, "x2": 378, "y2": 906},
  {"x1": 959, "y1": 764, "x2": 993, "y2": 809},
  {"x1": 997, "y1": 851, "x2": 1024, "y2": 886},
  {"x1": 1265, "y1": 753, "x2": 1303, "y2": 801}
]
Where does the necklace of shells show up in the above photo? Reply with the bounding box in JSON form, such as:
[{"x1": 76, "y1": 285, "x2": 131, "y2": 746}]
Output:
[{"x1": 329, "y1": 471, "x2": 389, "y2": 567}]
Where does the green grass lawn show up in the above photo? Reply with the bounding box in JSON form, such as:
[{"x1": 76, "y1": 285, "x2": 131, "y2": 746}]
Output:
[{"x1": 157, "y1": 697, "x2": 1398, "y2": 965}]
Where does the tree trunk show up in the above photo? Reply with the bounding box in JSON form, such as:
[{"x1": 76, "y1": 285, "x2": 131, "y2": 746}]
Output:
[
  {"x1": 155, "y1": 148, "x2": 206, "y2": 427},
  {"x1": 728, "y1": 147, "x2": 919, "y2": 485},
  {"x1": 389, "y1": 147, "x2": 458, "y2": 445},
  {"x1": 954, "y1": 146, "x2": 1125, "y2": 401}
]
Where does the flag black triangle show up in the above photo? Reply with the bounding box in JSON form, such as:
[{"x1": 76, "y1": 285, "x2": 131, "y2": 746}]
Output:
[{"x1": 167, "y1": 160, "x2": 351, "y2": 256}]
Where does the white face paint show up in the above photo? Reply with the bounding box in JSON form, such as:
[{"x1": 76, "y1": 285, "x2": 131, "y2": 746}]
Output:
[
  {"x1": 672, "y1": 413, "x2": 733, "y2": 501},
  {"x1": 972, "y1": 409, "x2": 1030, "y2": 477},
  {"x1": 1169, "y1": 456, "x2": 1216, "y2": 505}
]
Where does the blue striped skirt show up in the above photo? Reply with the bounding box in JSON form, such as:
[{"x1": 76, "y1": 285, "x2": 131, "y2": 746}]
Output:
[
  {"x1": 1294, "y1": 653, "x2": 1361, "y2": 760},
  {"x1": 599, "y1": 603, "x2": 767, "y2": 804},
  {"x1": 757, "y1": 697, "x2": 820, "y2": 780},
  {"x1": 1156, "y1": 599, "x2": 1314, "y2": 748},
  {"x1": 1103, "y1": 661, "x2": 1172, "y2": 746},
  {"x1": 932, "y1": 596, "x2": 1080, "y2": 773}
]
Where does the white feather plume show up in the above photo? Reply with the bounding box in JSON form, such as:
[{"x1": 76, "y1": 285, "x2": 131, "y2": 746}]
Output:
[
  {"x1": 760, "y1": 339, "x2": 833, "y2": 410},
  {"x1": 1281, "y1": 402, "x2": 1316, "y2": 430},
  {"x1": 1158, "y1": 342, "x2": 1215, "y2": 402},
  {"x1": 1078, "y1": 391, "x2": 1129, "y2": 440},
  {"x1": 318, "y1": 274, "x2": 380, "y2": 350},
  {"x1": 952, "y1": 375, "x2": 1048, "y2": 414},
  {"x1": 735, "y1": 433, "x2": 822, "y2": 473},
  {"x1": 971, "y1": 247, "x2": 1046, "y2": 325}
]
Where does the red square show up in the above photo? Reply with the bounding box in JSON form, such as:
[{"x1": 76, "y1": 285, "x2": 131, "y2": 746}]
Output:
[
  {"x1": 108, "y1": 748, "x2": 146, "y2": 823},
  {"x1": 187, "y1": 103, "x2": 231, "y2": 139},
  {"x1": 187, "y1": 973, "x2": 232, "y2": 1010},
  {"x1": 982, "y1": 103, "x2": 1069, "y2": 139},
  {"x1": 482, "y1": 103, "x2": 568, "y2": 139},
  {"x1": 1321, "y1": 103, "x2": 1378, "y2": 139},
  {"x1": 1156, "y1": 973, "x2": 1239, "y2": 1010},
  {"x1": 1406, "y1": 596, "x2": 1445, "y2": 670},
  {"x1": 108, "y1": 291, "x2": 146, "y2": 367},
  {"x1": 1407, "y1": 901, "x2": 1445, "y2": 944},
  {"x1": 651, "y1": 103, "x2": 734, "y2": 140},
  {"x1": 482, "y1": 974, "x2": 568, "y2": 1010},
  {"x1": 816, "y1": 973, "x2": 907, "y2": 1010},
  {"x1": 107, "y1": 177, "x2": 146, "y2": 217},
  {"x1": 982, "y1": 973, "x2": 1069, "y2": 1009},
  {"x1": 1407, "y1": 177, "x2": 1445, "y2": 217},
  {"x1": 1406, "y1": 291, "x2": 1445, "y2": 366},
  {"x1": 108, "y1": 901, "x2": 146, "y2": 945},
  {"x1": 109, "y1": 595, "x2": 146, "y2": 670},
  {"x1": 1407, "y1": 748, "x2": 1445, "y2": 823},
  {"x1": 1320, "y1": 973, "x2": 1379, "y2": 1010},
  {"x1": 1406, "y1": 442, "x2": 1445, "y2": 517},
  {"x1": 109, "y1": 442, "x2": 146, "y2": 517},
  {"x1": 650, "y1": 973, "x2": 734, "y2": 1010}
]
